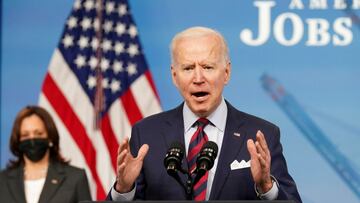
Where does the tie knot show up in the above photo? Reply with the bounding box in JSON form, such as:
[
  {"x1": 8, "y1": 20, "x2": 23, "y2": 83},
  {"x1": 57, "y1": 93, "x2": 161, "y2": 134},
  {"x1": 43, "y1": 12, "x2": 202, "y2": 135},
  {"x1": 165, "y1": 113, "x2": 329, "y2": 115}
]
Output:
[{"x1": 197, "y1": 118, "x2": 209, "y2": 128}]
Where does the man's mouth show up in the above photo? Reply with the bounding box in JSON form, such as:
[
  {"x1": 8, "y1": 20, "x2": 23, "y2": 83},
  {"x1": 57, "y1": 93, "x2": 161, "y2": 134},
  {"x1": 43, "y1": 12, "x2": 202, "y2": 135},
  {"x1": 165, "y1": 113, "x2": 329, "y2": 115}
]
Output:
[{"x1": 192, "y1": 91, "x2": 209, "y2": 98}]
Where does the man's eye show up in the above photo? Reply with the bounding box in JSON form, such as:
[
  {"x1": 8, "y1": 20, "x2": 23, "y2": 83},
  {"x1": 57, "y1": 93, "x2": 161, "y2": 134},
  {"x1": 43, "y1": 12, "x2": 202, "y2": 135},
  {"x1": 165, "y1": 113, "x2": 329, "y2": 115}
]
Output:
[
  {"x1": 204, "y1": 66, "x2": 213, "y2": 70},
  {"x1": 183, "y1": 67, "x2": 193, "y2": 71}
]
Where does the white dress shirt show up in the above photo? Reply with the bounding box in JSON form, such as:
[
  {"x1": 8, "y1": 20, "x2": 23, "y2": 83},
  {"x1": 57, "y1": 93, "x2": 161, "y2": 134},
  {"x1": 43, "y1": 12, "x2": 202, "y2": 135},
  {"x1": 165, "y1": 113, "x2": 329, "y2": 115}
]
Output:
[{"x1": 24, "y1": 178, "x2": 46, "y2": 203}]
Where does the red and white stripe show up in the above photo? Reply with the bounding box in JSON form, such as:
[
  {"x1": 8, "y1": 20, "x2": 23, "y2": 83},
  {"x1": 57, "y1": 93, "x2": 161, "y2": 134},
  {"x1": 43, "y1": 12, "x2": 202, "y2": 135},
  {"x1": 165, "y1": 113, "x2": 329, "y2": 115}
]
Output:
[{"x1": 39, "y1": 49, "x2": 161, "y2": 200}]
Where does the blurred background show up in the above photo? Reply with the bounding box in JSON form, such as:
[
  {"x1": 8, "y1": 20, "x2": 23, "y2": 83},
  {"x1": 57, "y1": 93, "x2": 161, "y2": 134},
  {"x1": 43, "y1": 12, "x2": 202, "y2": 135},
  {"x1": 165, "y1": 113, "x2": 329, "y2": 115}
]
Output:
[{"x1": 1, "y1": 0, "x2": 360, "y2": 202}]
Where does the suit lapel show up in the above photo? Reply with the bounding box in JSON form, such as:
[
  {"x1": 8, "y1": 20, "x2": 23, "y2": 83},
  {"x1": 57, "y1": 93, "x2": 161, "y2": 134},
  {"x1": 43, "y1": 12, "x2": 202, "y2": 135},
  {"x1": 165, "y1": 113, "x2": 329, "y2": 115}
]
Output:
[
  {"x1": 7, "y1": 166, "x2": 26, "y2": 203},
  {"x1": 161, "y1": 103, "x2": 189, "y2": 183},
  {"x1": 38, "y1": 162, "x2": 65, "y2": 203},
  {"x1": 209, "y1": 102, "x2": 249, "y2": 199},
  {"x1": 162, "y1": 103, "x2": 185, "y2": 146}
]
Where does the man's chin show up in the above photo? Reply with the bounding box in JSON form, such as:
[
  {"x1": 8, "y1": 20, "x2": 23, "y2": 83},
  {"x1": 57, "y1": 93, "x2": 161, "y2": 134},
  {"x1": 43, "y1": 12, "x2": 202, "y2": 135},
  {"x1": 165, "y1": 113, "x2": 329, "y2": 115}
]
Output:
[
  {"x1": 192, "y1": 107, "x2": 210, "y2": 117},
  {"x1": 187, "y1": 100, "x2": 213, "y2": 117}
]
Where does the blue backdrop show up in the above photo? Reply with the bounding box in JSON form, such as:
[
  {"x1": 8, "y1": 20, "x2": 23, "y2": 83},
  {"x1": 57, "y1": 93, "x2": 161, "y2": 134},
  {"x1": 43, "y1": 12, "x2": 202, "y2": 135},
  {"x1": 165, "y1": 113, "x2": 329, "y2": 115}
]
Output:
[{"x1": 1, "y1": 0, "x2": 360, "y2": 202}]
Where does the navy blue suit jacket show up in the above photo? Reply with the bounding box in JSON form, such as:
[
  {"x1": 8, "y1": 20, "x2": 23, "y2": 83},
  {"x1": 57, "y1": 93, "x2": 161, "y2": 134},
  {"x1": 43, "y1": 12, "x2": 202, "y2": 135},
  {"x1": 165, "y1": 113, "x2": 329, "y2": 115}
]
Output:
[{"x1": 109, "y1": 101, "x2": 301, "y2": 202}]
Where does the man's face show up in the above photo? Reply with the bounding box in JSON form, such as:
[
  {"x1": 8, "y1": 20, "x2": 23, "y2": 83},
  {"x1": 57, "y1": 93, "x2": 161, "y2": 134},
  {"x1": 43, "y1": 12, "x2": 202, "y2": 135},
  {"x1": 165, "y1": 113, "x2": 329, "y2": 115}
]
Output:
[{"x1": 171, "y1": 34, "x2": 231, "y2": 117}]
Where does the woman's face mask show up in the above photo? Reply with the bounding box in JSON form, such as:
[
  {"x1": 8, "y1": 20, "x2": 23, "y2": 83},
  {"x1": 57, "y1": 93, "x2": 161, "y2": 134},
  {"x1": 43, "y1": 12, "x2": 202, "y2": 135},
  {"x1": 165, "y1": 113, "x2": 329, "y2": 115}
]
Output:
[
  {"x1": 18, "y1": 114, "x2": 51, "y2": 162},
  {"x1": 19, "y1": 138, "x2": 50, "y2": 162}
]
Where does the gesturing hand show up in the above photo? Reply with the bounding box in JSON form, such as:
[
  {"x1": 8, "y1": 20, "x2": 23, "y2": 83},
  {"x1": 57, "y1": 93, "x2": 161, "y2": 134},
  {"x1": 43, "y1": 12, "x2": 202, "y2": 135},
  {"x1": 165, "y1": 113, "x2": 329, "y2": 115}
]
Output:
[
  {"x1": 115, "y1": 137, "x2": 149, "y2": 193},
  {"x1": 247, "y1": 130, "x2": 272, "y2": 193}
]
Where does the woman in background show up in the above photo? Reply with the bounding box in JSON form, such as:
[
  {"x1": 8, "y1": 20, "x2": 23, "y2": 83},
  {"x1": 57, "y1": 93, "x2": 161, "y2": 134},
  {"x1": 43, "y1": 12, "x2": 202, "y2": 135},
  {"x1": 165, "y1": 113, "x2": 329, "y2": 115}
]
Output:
[{"x1": 0, "y1": 106, "x2": 91, "y2": 203}]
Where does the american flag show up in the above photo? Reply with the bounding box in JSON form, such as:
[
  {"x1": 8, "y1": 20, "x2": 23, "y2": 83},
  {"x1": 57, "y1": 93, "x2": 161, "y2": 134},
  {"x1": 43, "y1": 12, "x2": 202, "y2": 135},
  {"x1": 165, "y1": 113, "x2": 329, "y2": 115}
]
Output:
[{"x1": 38, "y1": 0, "x2": 162, "y2": 199}]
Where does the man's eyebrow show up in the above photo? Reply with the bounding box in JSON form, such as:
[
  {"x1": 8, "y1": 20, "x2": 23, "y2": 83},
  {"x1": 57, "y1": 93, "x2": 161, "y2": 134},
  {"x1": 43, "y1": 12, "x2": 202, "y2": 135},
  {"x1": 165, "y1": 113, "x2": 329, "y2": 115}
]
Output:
[
  {"x1": 179, "y1": 63, "x2": 195, "y2": 68},
  {"x1": 199, "y1": 61, "x2": 217, "y2": 66}
]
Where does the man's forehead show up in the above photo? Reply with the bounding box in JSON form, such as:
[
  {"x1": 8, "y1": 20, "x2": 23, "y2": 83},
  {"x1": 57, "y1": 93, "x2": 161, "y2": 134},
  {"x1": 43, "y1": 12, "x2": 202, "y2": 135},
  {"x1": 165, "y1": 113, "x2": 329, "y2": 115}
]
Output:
[
  {"x1": 178, "y1": 33, "x2": 220, "y2": 46},
  {"x1": 175, "y1": 49, "x2": 222, "y2": 66},
  {"x1": 177, "y1": 60, "x2": 218, "y2": 67}
]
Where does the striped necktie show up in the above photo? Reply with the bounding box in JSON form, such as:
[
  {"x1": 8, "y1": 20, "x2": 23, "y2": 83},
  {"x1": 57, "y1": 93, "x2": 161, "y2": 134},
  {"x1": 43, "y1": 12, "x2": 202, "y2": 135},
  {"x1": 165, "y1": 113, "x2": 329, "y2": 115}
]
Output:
[{"x1": 187, "y1": 118, "x2": 209, "y2": 201}]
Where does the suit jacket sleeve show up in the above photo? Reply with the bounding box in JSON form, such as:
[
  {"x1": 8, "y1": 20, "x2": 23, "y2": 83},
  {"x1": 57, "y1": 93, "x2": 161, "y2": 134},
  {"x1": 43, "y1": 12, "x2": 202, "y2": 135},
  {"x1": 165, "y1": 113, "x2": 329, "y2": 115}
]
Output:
[
  {"x1": 75, "y1": 169, "x2": 92, "y2": 202},
  {"x1": 268, "y1": 126, "x2": 302, "y2": 202}
]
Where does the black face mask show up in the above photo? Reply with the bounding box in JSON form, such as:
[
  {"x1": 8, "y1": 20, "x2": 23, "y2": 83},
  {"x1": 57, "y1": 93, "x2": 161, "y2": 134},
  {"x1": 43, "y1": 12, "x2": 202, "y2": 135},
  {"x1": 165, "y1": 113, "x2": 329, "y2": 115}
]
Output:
[{"x1": 18, "y1": 138, "x2": 50, "y2": 162}]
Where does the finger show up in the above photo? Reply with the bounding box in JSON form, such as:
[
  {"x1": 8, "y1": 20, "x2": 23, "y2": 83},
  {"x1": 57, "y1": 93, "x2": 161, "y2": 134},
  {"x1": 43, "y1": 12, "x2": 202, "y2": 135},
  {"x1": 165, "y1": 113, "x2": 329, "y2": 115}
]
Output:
[
  {"x1": 247, "y1": 139, "x2": 258, "y2": 160},
  {"x1": 248, "y1": 139, "x2": 261, "y2": 171},
  {"x1": 118, "y1": 162, "x2": 126, "y2": 174},
  {"x1": 257, "y1": 153, "x2": 267, "y2": 169},
  {"x1": 118, "y1": 138, "x2": 129, "y2": 155},
  {"x1": 257, "y1": 130, "x2": 270, "y2": 154},
  {"x1": 137, "y1": 144, "x2": 149, "y2": 161},
  {"x1": 117, "y1": 149, "x2": 128, "y2": 166},
  {"x1": 122, "y1": 137, "x2": 130, "y2": 151},
  {"x1": 247, "y1": 139, "x2": 257, "y2": 157},
  {"x1": 117, "y1": 149, "x2": 129, "y2": 176},
  {"x1": 117, "y1": 141, "x2": 125, "y2": 164},
  {"x1": 255, "y1": 141, "x2": 267, "y2": 159},
  {"x1": 117, "y1": 144, "x2": 121, "y2": 155}
]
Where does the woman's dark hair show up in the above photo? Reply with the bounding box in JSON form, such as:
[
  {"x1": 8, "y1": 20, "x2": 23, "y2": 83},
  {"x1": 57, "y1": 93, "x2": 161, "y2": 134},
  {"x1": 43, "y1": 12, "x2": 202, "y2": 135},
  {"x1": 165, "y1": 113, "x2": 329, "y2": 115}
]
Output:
[{"x1": 7, "y1": 105, "x2": 68, "y2": 169}]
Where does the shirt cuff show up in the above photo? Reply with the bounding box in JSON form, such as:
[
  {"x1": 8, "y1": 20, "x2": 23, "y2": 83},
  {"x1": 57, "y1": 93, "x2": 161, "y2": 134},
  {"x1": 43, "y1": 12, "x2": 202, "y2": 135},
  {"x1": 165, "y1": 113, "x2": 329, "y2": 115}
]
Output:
[
  {"x1": 111, "y1": 184, "x2": 136, "y2": 201},
  {"x1": 255, "y1": 175, "x2": 279, "y2": 200}
]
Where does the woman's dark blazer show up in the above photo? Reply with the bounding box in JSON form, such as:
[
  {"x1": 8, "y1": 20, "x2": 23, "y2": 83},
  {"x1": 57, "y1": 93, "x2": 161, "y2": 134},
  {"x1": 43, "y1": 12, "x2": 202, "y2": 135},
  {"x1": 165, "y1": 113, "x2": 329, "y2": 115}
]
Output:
[{"x1": 0, "y1": 161, "x2": 92, "y2": 203}]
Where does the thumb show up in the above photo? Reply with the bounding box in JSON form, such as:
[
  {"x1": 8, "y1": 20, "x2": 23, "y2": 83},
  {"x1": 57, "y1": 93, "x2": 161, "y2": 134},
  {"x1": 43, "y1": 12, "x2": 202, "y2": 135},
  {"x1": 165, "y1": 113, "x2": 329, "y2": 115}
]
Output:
[{"x1": 137, "y1": 144, "x2": 149, "y2": 161}]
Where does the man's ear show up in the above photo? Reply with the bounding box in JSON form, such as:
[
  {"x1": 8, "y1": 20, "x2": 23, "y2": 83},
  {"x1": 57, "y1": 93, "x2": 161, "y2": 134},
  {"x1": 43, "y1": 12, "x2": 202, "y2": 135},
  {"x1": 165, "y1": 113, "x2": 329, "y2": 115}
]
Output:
[
  {"x1": 171, "y1": 65, "x2": 179, "y2": 88},
  {"x1": 224, "y1": 62, "x2": 231, "y2": 85}
]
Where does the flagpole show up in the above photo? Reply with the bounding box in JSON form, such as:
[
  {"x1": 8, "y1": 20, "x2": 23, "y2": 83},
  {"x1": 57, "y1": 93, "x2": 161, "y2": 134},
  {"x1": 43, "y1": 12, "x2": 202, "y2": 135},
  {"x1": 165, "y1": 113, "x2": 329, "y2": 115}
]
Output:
[{"x1": 94, "y1": 0, "x2": 104, "y2": 130}]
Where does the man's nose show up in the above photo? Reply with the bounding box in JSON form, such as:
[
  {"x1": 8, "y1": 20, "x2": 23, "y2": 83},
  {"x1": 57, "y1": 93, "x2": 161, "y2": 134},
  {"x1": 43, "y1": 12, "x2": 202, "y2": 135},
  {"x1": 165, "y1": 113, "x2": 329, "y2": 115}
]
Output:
[{"x1": 193, "y1": 66, "x2": 204, "y2": 84}]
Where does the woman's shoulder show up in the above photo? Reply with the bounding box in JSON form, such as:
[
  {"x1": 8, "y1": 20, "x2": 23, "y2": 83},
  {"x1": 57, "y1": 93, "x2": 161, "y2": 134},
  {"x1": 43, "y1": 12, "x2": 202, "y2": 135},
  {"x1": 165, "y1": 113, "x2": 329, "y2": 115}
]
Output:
[
  {"x1": 0, "y1": 166, "x2": 20, "y2": 177},
  {"x1": 0, "y1": 166, "x2": 22, "y2": 186},
  {"x1": 51, "y1": 162, "x2": 87, "y2": 177},
  {"x1": 0, "y1": 168, "x2": 8, "y2": 180}
]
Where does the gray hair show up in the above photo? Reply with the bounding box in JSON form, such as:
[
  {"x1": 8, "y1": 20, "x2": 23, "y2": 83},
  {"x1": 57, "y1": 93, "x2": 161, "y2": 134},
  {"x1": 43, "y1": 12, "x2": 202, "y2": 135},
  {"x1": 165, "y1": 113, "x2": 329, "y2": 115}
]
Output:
[{"x1": 170, "y1": 26, "x2": 230, "y2": 65}]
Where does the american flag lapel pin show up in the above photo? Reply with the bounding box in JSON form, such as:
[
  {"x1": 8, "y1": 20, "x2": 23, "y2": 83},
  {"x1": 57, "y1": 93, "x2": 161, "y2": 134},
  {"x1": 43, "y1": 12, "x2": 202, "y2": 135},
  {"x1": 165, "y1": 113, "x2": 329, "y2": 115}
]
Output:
[
  {"x1": 233, "y1": 132, "x2": 241, "y2": 137},
  {"x1": 51, "y1": 179, "x2": 58, "y2": 184}
]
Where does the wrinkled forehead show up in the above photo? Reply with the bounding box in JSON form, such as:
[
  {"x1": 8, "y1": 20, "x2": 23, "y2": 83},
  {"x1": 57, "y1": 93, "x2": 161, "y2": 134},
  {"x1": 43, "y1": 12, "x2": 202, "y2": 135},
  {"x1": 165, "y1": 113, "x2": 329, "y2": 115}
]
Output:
[
  {"x1": 173, "y1": 34, "x2": 224, "y2": 65},
  {"x1": 174, "y1": 32, "x2": 222, "y2": 50}
]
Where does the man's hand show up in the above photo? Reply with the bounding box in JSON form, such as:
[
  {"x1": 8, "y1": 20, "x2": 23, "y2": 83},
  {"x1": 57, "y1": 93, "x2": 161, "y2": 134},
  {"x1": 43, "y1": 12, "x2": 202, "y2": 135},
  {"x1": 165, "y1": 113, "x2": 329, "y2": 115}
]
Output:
[
  {"x1": 115, "y1": 137, "x2": 149, "y2": 193},
  {"x1": 247, "y1": 130, "x2": 272, "y2": 193}
]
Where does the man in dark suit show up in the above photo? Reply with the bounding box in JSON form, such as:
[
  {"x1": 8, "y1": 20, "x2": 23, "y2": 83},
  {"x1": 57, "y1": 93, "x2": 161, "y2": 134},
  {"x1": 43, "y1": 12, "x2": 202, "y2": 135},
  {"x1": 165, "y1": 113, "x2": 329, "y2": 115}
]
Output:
[{"x1": 108, "y1": 26, "x2": 301, "y2": 202}]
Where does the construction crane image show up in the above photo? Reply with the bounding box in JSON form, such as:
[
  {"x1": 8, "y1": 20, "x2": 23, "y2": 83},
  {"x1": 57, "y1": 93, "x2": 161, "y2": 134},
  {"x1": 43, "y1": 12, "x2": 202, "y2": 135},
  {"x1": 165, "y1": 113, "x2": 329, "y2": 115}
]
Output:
[{"x1": 261, "y1": 74, "x2": 360, "y2": 200}]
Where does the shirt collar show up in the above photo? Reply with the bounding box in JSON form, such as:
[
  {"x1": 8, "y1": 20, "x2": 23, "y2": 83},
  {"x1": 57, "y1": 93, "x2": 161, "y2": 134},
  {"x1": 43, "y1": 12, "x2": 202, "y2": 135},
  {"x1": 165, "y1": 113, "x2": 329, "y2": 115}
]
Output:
[{"x1": 183, "y1": 97, "x2": 227, "y2": 133}]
